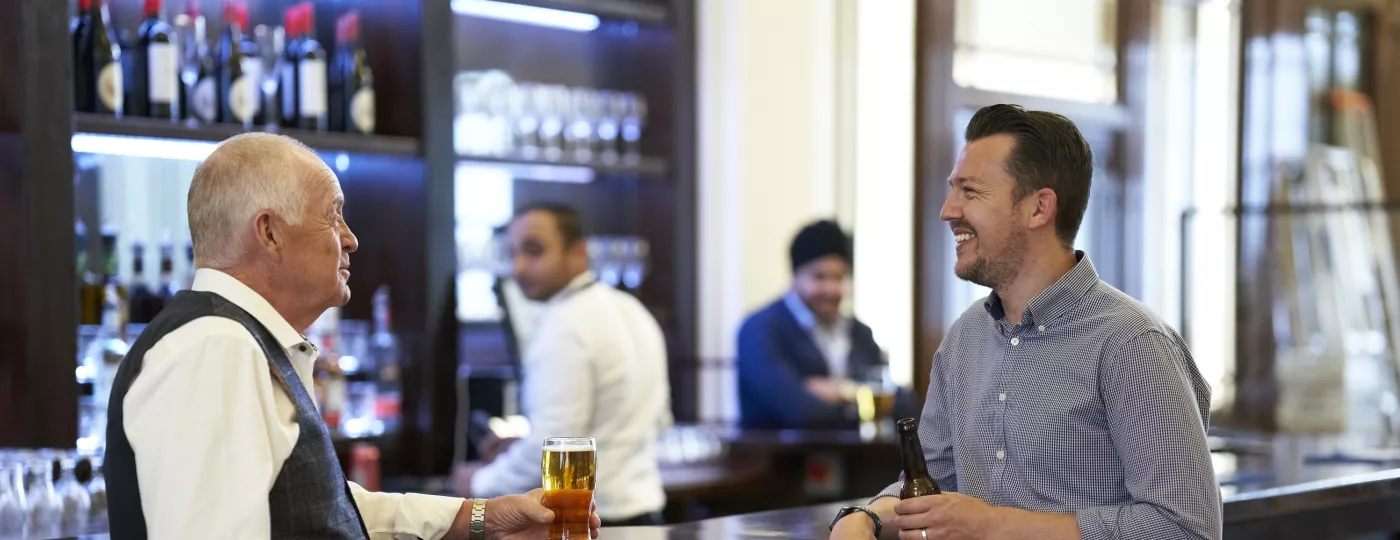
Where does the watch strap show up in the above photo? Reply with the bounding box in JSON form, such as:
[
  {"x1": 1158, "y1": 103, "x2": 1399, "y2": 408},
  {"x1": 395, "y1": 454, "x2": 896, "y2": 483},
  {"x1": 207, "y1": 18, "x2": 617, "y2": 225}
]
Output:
[
  {"x1": 469, "y1": 498, "x2": 487, "y2": 540},
  {"x1": 830, "y1": 505, "x2": 881, "y2": 537}
]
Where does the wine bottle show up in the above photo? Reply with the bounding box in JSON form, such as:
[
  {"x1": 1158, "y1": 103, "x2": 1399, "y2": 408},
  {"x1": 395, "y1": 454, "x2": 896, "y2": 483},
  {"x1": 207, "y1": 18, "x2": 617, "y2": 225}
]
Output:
[
  {"x1": 242, "y1": 25, "x2": 265, "y2": 126},
  {"x1": 72, "y1": 0, "x2": 93, "y2": 112},
  {"x1": 336, "y1": 11, "x2": 374, "y2": 134},
  {"x1": 156, "y1": 240, "x2": 177, "y2": 304},
  {"x1": 185, "y1": 2, "x2": 218, "y2": 124},
  {"x1": 89, "y1": 0, "x2": 123, "y2": 116},
  {"x1": 896, "y1": 418, "x2": 942, "y2": 499},
  {"x1": 218, "y1": 0, "x2": 255, "y2": 127},
  {"x1": 295, "y1": 2, "x2": 328, "y2": 132},
  {"x1": 127, "y1": 242, "x2": 158, "y2": 324},
  {"x1": 136, "y1": 0, "x2": 179, "y2": 120},
  {"x1": 279, "y1": 5, "x2": 303, "y2": 128}
]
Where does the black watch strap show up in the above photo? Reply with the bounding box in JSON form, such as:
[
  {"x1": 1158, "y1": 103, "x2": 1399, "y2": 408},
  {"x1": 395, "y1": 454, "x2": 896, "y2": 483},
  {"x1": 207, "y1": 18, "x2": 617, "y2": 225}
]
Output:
[{"x1": 830, "y1": 505, "x2": 881, "y2": 537}]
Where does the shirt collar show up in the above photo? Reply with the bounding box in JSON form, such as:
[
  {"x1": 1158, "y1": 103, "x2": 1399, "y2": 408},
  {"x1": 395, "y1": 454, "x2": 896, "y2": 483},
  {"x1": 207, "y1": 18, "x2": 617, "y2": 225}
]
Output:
[
  {"x1": 984, "y1": 251, "x2": 1099, "y2": 327},
  {"x1": 192, "y1": 268, "x2": 311, "y2": 351},
  {"x1": 783, "y1": 290, "x2": 850, "y2": 332},
  {"x1": 549, "y1": 271, "x2": 598, "y2": 304}
]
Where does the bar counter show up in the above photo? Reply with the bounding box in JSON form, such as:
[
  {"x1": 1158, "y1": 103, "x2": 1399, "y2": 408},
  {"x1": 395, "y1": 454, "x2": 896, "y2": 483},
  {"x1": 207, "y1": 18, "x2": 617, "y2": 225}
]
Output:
[{"x1": 56, "y1": 431, "x2": 1400, "y2": 539}]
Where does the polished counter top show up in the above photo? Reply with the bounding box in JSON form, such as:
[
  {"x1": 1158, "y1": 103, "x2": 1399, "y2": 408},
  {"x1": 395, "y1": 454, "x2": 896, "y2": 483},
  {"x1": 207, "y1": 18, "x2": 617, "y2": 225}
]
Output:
[{"x1": 54, "y1": 430, "x2": 1400, "y2": 539}]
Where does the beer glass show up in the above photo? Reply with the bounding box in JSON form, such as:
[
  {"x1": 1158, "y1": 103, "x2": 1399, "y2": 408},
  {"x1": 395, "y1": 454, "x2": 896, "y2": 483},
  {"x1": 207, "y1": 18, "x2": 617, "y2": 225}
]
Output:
[{"x1": 540, "y1": 437, "x2": 595, "y2": 540}]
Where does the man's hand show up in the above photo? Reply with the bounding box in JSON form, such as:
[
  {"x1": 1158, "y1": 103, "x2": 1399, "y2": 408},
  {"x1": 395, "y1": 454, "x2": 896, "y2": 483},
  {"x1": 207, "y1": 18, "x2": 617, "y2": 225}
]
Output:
[
  {"x1": 451, "y1": 461, "x2": 484, "y2": 498},
  {"x1": 480, "y1": 434, "x2": 520, "y2": 463},
  {"x1": 829, "y1": 511, "x2": 878, "y2": 539},
  {"x1": 444, "y1": 489, "x2": 601, "y2": 540},
  {"x1": 892, "y1": 493, "x2": 999, "y2": 540},
  {"x1": 805, "y1": 377, "x2": 851, "y2": 404}
]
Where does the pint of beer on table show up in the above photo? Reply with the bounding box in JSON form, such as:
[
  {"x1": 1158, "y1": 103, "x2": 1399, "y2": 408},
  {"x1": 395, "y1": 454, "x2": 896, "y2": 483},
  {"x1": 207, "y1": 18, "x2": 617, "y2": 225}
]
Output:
[{"x1": 541, "y1": 437, "x2": 596, "y2": 540}]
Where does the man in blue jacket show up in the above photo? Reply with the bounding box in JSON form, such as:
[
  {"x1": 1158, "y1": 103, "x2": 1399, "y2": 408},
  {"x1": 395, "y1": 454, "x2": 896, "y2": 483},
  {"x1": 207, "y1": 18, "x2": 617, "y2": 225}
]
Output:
[{"x1": 736, "y1": 220, "x2": 886, "y2": 429}]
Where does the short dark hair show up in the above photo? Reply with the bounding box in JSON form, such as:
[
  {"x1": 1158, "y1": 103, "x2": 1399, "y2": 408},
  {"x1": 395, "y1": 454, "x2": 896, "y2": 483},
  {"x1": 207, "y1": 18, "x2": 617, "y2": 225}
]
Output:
[
  {"x1": 964, "y1": 104, "x2": 1094, "y2": 247},
  {"x1": 513, "y1": 203, "x2": 585, "y2": 246}
]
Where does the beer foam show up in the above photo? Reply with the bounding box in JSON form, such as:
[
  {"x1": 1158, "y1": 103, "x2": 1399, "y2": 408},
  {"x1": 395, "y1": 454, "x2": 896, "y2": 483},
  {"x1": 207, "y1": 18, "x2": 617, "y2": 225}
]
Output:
[{"x1": 545, "y1": 445, "x2": 595, "y2": 452}]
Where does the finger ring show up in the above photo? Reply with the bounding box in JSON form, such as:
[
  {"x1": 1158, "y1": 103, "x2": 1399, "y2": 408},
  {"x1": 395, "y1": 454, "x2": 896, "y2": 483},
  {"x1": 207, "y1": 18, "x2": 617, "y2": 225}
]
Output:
[{"x1": 921, "y1": 529, "x2": 928, "y2": 540}]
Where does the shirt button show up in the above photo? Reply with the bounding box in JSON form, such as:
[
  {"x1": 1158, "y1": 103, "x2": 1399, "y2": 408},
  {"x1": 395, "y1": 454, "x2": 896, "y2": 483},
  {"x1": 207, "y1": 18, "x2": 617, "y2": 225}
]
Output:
[
  {"x1": 996, "y1": 449, "x2": 1005, "y2": 459},
  {"x1": 1038, "y1": 325, "x2": 1046, "y2": 332},
  {"x1": 999, "y1": 392, "x2": 1006, "y2": 402},
  {"x1": 1010, "y1": 337, "x2": 1020, "y2": 346}
]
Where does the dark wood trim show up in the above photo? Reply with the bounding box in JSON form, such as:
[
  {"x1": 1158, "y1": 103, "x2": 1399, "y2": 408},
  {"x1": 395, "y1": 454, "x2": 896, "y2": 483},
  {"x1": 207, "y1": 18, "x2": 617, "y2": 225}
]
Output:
[
  {"x1": 913, "y1": 0, "x2": 959, "y2": 400},
  {"x1": 412, "y1": 0, "x2": 462, "y2": 476},
  {"x1": 669, "y1": 0, "x2": 698, "y2": 419},
  {"x1": 1117, "y1": 0, "x2": 1152, "y2": 300},
  {"x1": 73, "y1": 113, "x2": 423, "y2": 157},
  {"x1": 0, "y1": 0, "x2": 79, "y2": 448}
]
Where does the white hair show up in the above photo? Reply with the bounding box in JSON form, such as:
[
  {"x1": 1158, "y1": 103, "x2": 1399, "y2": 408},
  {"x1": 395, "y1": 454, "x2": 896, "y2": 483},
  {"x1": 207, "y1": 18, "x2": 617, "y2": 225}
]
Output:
[{"x1": 187, "y1": 132, "x2": 318, "y2": 268}]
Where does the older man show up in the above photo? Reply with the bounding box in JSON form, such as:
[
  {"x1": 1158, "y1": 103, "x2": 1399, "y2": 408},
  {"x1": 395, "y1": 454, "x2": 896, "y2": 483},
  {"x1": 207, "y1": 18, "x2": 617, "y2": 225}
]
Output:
[
  {"x1": 103, "y1": 133, "x2": 599, "y2": 540},
  {"x1": 829, "y1": 105, "x2": 1220, "y2": 539}
]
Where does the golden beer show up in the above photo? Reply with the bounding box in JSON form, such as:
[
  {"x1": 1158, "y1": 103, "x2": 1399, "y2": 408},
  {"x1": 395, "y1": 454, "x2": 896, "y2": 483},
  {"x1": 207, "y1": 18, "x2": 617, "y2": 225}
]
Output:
[{"x1": 541, "y1": 438, "x2": 596, "y2": 540}]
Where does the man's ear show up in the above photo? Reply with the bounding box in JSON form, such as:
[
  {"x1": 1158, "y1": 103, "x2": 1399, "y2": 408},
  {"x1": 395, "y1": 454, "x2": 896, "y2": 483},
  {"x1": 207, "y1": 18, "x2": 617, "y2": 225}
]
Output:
[
  {"x1": 252, "y1": 210, "x2": 285, "y2": 261},
  {"x1": 1027, "y1": 187, "x2": 1058, "y2": 232}
]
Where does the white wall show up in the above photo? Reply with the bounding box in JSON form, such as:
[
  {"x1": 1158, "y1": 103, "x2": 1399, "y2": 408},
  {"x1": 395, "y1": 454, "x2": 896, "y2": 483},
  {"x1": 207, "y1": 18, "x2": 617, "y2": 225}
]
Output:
[{"x1": 697, "y1": 0, "x2": 915, "y2": 420}]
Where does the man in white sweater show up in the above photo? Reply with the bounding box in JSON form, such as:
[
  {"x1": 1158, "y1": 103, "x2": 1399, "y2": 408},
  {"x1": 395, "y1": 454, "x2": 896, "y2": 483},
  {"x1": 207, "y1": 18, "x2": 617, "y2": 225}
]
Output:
[{"x1": 453, "y1": 204, "x2": 671, "y2": 526}]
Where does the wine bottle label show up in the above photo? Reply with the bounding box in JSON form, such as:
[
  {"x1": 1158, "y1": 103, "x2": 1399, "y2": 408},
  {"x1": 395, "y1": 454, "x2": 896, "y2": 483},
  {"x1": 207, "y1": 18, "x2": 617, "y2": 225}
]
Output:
[
  {"x1": 299, "y1": 59, "x2": 327, "y2": 117},
  {"x1": 98, "y1": 63, "x2": 124, "y2": 113},
  {"x1": 240, "y1": 58, "x2": 264, "y2": 116},
  {"x1": 229, "y1": 76, "x2": 257, "y2": 122},
  {"x1": 350, "y1": 88, "x2": 375, "y2": 134},
  {"x1": 192, "y1": 77, "x2": 217, "y2": 122},
  {"x1": 281, "y1": 64, "x2": 296, "y2": 118},
  {"x1": 148, "y1": 43, "x2": 179, "y2": 104}
]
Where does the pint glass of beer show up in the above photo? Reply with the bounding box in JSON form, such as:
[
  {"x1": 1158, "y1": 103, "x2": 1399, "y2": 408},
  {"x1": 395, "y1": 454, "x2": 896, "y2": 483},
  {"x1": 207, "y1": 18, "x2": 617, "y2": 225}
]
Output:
[{"x1": 541, "y1": 437, "x2": 596, "y2": 540}]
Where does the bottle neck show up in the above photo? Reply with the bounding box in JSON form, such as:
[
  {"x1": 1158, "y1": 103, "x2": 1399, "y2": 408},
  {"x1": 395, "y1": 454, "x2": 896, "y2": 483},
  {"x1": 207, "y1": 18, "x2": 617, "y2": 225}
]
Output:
[{"x1": 899, "y1": 431, "x2": 928, "y2": 478}]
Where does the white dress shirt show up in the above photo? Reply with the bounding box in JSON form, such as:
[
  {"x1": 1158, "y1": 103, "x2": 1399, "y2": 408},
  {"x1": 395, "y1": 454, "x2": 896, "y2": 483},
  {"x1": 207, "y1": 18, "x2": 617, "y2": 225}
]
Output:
[
  {"x1": 471, "y1": 272, "x2": 671, "y2": 520},
  {"x1": 122, "y1": 269, "x2": 465, "y2": 540},
  {"x1": 782, "y1": 291, "x2": 853, "y2": 379}
]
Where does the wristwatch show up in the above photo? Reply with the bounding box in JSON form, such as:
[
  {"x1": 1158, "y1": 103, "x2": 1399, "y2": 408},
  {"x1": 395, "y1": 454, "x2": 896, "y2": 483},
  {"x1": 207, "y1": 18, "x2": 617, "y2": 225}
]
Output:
[
  {"x1": 829, "y1": 505, "x2": 881, "y2": 537},
  {"x1": 469, "y1": 498, "x2": 487, "y2": 540}
]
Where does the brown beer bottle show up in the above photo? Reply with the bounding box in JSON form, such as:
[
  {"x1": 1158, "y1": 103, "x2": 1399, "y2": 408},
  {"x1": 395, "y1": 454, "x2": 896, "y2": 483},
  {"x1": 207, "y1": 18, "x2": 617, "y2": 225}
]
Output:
[{"x1": 897, "y1": 418, "x2": 941, "y2": 498}]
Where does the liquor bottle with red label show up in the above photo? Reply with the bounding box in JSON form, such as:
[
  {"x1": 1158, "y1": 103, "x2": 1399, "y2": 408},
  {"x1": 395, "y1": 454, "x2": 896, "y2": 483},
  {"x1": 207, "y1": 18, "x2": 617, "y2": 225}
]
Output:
[
  {"x1": 295, "y1": 2, "x2": 328, "y2": 132},
  {"x1": 333, "y1": 11, "x2": 374, "y2": 134},
  {"x1": 136, "y1": 0, "x2": 179, "y2": 120},
  {"x1": 88, "y1": 0, "x2": 124, "y2": 116},
  {"x1": 217, "y1": 0, "x2": 255, "y2": 127}
]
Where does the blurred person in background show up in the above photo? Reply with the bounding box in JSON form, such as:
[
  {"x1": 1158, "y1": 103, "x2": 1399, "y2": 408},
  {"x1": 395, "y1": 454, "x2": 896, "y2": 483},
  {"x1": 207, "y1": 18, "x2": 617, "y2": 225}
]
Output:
[
  {"x1": 452, "y1": 203, "x2": 671, "y2": 527},
  {"x1": 736, "y1": 220, "x2": 888, "y2": 429},
  {"x1": 103, "y1": 133, "x2": 599, "y2": 540},
  {"x1": 828, "y1": 105, "x2": 1220, "y2": 540}
]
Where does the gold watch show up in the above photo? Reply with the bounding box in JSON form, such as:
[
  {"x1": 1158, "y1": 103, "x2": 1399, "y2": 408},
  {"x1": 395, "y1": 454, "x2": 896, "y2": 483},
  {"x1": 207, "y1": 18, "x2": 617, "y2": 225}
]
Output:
[{"x1": 470, "y1": 498, "x2": 487, "y2": 540}]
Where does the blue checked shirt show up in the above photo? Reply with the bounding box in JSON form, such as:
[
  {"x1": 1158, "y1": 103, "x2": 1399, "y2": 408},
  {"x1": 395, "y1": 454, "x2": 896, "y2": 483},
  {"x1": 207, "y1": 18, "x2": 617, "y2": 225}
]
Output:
[{"x1": 877, "y1": 252, "x2": 1222, "y2": 539}]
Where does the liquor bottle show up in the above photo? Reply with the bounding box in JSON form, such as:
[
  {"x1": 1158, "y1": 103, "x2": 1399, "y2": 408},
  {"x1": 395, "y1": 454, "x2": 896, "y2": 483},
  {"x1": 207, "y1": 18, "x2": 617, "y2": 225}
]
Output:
[
  {"x1": 127, "y1": 242, "x2": 157, "y2": 324},
  {"x1": 242, "y1": 25, "x2": 265, "y2": 125},
  {"x1": 371, "y1": 285, "x2": 401, "y2": 423},
  {"x1": 896, "y1": 418, "x2": 941, "y2": 499},
  {"x1": 279, "y1": 5, "x2": 303, "y2": 128},
  {"x1": 89, "y1": 0, "x2": 124, "y2": 115},
  {"x1": 156, "y1": 240, "x2": 177, "y2": 307},
  {"x1": 295, "y1": 3, "x2": 328, "y2": 132},
  {"x1": 136, "y1": 0, "x2": 179, "y2": 120},
  {"x1": 72, "y1": 0, "x2": 93, "y2": 112},
  {"x1": 100, "y1": 228, "x2": 128, "y2": 323},
  {"x1": 254, "y1": 24, "x2": 283, "y2": 127},
  {"x1": 184, "y1": 2, "x2": 217, "y2": 124},
  {"x1": 217, "y1": 0, "x2": 255, "y2": 127},
  {"x1": 334, "y1": 11, "x2": 374, "y2": 134},
  {"x1": 183, "y1": 240, "x2": 196, "y2": 290}
]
